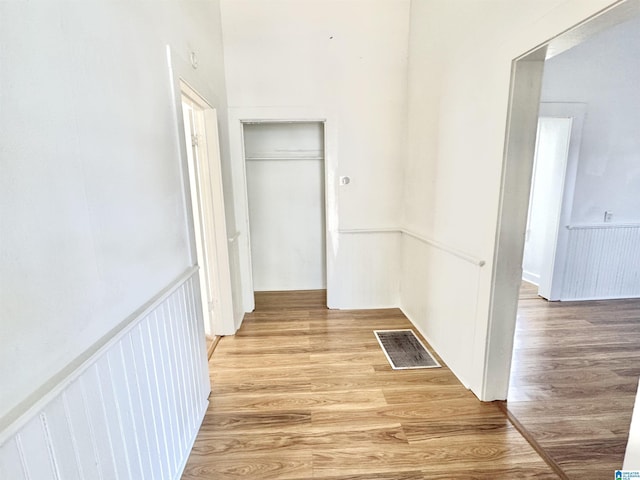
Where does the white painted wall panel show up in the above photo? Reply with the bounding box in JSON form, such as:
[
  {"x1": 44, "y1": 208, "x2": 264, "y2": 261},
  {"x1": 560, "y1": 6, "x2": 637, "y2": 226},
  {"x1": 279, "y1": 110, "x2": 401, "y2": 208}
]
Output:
[
  {"x1": 541, "y1": 16, "x2": 640, "y2": 225},
  {"x1": 149, "y1": 312, "x2": 180, "y2": 474},
  {"x1": 17, "y1": 416, "x2": 57, "y2": 480},
  {"x1": 108, "y1": 345, "x2": 145, "y2": 479},
  {"x1": 400, "y1": 234, "x2": 482, "y2": 389},
  {"x1": 244, "y1": 122, "x2": 324, "y2": 160},
  {"x1": 247, "y1": 158, "x2": 326, "y2": 291},
  {"x1": 63, "y1": 383, "x2": 102, "y2": 480},
  {"x1": 0, "y1": 0, "x2": 239, "y2": 427},
  {"x1": 0, "y1": 438, "x2": 26, "y2": 480},
  {"x1": 562, "y1": 225, "x2": 640, "y2": 300},
  {"x1": 46, "y1": 396, "x2": 82, "y2": 480},
  {"x1": 331, "y1": 232, "x2": 401, "y2": 309},
  {"x1": 80, "y1": 368, "x2": 119, "y2": 480},
  {"x1": 95, "y1": 355, "x2": 132, "y2": 479},
  {"x1": 0, "y1": 271, "x2": 209, "y2": 480},
  {"x1": 129, "y1": 327, "x2": 165, "y2": 480}
]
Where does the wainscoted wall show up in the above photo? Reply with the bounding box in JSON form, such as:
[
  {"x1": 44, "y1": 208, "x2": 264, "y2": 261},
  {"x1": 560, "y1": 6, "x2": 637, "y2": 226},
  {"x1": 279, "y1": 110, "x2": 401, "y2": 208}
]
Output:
[
  {"x1": 400, "y1": 233, "x2": 485, "y2": 390},
  {"x1": 562, "y1": 224, "x2": 640, "y2": 300},
  {"x1": 227, "y1": 232, "x2": 246, "y2": 331},
  {"x1": 0, "y1": 268, "x2": 209, "y2": 480},
  {"x1": 330, "y1": 230, "x2": 401, "y2": 309}
]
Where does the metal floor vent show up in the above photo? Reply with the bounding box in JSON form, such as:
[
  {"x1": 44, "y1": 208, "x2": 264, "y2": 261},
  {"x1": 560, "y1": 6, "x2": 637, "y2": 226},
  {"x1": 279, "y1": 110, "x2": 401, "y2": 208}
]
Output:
[{"x1": 374, "y1": 329, "x2": 440, "y2": 370}]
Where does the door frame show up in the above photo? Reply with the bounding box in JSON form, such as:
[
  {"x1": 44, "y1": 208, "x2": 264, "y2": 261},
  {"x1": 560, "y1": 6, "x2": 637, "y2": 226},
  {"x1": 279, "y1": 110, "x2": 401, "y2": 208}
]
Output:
[
  {"x1": 534, "y1": 103, "x2": 586, "y2": 300},
  {"x1": 166, "y1": 44, "x2": 236, "y2": 336},
  {"x1": 228, "y1": 107, "x2": 338, "y2": 317},
  {"x1": 180, "y1": 83, "x2": 235, "y2": 336},
  {"x1": 522, "y1": 116, "x2": 573, "y2": 291},
  {"x1": 242, "y1": 120, "x2": 328, "y2": 294},
  {"x1": 484, "y1": 0, "x2": 640, "y2": 401}
]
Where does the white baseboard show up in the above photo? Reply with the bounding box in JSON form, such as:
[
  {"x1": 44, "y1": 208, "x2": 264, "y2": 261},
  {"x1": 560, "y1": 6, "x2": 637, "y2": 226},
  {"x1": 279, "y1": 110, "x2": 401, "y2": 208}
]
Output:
[{"x1": 522, "y1": 270, "x2": 540, "y2": 286}]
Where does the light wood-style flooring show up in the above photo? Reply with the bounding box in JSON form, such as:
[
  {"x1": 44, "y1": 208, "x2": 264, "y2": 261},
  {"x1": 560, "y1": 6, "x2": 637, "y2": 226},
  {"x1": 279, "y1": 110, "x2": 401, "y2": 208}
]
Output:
[
  {"x1": 182, "y1": 290, "x2": 558, "y2": 479},
  {"x1": 507, "y1": 282, "x2": 640, "y2": 479}
]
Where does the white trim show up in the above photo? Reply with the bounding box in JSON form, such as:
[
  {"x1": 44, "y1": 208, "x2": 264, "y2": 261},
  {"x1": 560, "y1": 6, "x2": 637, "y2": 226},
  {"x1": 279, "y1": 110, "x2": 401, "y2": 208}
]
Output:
[
  {"x1": 401, "y1": 228, "x2": 486, "y2": 267},
  {"x1": 560, "y1": 294, "x2": 640, "y2": 301},
  {"x1": 567, "y1": 223, "x2": 640, "y2": 230},
  {"x1": 484, "y1": 55, "x2": 546, "y2": 402},
  {"x1": 338, "y1": 228, "x2": 485, "y2": 267},
  {"x1": 338, "y1": 228, "x2": 399, "y2": 234},
  {"x1": 167, "y1": 48, "x2": 236, "y2": 336},
  {"x1": 0, "y1": 267, "x2": 198, "y2": 445},
  {"x1": 245, "y1": 156, "x2": 324, "y2": 161},
  {"x1": 522, "y1": 270, "x2": 540, "y2": 286},
  {"x1": 228, "y1": 106, "x2": 338, "y2": 310}
]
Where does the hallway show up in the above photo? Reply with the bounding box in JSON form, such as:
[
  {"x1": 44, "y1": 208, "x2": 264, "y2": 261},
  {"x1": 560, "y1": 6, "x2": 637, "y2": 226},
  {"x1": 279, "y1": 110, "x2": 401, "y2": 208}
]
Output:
[{"x1": 182, "y1": 291, "x2": 557, "y2": 479}]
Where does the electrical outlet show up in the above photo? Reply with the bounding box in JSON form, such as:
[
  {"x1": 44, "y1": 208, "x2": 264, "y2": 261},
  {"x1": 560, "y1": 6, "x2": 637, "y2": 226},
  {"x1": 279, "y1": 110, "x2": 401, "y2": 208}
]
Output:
[{"x1": 604, "y1": 211, "x2": 613, "y2": 223}]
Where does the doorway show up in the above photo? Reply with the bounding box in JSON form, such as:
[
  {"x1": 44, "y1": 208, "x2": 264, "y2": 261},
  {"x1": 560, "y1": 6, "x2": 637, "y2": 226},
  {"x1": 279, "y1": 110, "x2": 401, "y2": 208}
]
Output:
[
  {"x1": 242, "y1": 121, "x2": 327, "y2": 298},
  {"x1": 522, "y1": 103, "x2": 586, "y2": 301},
  {"x1": 486, "y1": 0, "x2": 640, "y2": 401},
  {"x1": 522, "y1": 117, "x2": 571, "y2": 295},
  {"x1": 489, "y1": 2, "x2": 640, "y2": 476},
  {"x1": 180, "y1": 82, "x2": 235, "y2": 337}
]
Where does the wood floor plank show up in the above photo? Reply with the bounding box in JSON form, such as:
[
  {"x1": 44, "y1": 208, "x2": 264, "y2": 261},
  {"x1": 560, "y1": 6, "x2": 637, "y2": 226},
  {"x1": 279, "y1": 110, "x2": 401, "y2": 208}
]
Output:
[
  {"x1": 182, "y1": 451, "x2": 312, "y2": 480},
  {"x1": 507, "y1": 281, "x2": 640, "y2": 479},
  {"x1": 182, "y1": 290, "x2": 558, "y2": 479}
]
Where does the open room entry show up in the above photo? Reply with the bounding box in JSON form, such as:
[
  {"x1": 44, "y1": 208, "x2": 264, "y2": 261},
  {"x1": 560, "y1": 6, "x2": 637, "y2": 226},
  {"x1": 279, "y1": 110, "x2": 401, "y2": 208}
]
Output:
[
  {"x1": 521, "y1": 103, "x2": 586, "y2": 301},
  {"x1": 243, "y1": 121, "x2": 327, "y2": 296},
  {"x1": 485, "y1": 0, "x2": 640, "y2": 403},
  {"x1": 522, "y1": 117, "x2": 571, "y2": 295},
  {"x1": 487, "y1": 1, "x2": 640, "y2": 473}
]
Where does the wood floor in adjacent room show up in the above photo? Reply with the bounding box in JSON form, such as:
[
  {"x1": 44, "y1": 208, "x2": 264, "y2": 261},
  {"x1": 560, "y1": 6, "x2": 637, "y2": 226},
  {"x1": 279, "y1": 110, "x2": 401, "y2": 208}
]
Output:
[
  {"x1": 182, "y1": 290, "x2": 558, "y2": 479},
  {"x1": 507, "y1": 282, "x2": 640, "y2": 480}
]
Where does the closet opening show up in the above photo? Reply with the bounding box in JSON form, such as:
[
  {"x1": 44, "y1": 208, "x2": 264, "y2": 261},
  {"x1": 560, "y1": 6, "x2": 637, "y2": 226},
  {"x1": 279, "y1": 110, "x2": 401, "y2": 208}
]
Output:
[{"x1": 242, "y1": 121, "x2": 327, "y2": 306}]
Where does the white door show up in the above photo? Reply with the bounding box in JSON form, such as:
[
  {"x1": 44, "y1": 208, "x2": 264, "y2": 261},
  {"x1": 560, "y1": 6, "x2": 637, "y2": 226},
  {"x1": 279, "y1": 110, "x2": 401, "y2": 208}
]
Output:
[
  {"x1": 181, "y1": 87, "x2": 235, "y2": 336},
  {"x1": 522, "y1": 116, "x2": 572, "y2": 299}
]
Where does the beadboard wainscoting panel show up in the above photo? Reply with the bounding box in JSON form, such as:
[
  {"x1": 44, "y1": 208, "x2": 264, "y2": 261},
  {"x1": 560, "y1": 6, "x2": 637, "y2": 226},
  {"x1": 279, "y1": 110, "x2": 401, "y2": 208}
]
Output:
[
  {"x1": 0, "y1": 437, "x2": 25, "y2": 480},
  {"x1": 0, "y1": 269, "x2": 209, "y2": 480},
  {"x1": 330, "y1": 230, "x2": 401, "y2": 309},
  {"x1": 563, "y1": 224, "x2": 640, "y2": 300}
]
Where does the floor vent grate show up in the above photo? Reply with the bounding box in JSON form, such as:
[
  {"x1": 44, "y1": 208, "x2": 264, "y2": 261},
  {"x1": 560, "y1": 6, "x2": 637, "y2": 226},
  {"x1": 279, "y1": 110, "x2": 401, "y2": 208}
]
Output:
[{"x1": 374, "y1": 329, "x2": 440, "y2": 370}]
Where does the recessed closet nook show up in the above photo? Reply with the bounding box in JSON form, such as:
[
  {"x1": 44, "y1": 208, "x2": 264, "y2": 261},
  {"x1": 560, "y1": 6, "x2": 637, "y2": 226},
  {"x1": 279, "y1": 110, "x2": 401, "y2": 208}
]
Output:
[{"x1": 243, "y1": 122, "x2": 326, "y2": 294}]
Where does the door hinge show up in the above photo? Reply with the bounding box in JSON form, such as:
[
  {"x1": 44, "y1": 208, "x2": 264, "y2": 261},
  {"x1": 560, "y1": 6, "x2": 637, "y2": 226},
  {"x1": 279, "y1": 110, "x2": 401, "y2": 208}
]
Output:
[{"x1": 191, "y1": 134, "x2": 199, "y2": 147}]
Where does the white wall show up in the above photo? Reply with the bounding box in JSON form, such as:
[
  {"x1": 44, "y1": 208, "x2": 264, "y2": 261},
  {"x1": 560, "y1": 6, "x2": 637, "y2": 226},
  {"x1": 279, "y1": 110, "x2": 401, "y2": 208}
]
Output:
[
  {"x1": 0, "y1": 1, "x2": 232, "y2": 427},
  {"x1": 541, "y1": 15, "x2": 640, "y2": 225},
  {"x1": 402, "y1": 0, "x2": 622, "y2": 398},
  {"x1": 220, "y1": 0, "x2": 410, "y2": 308}
]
